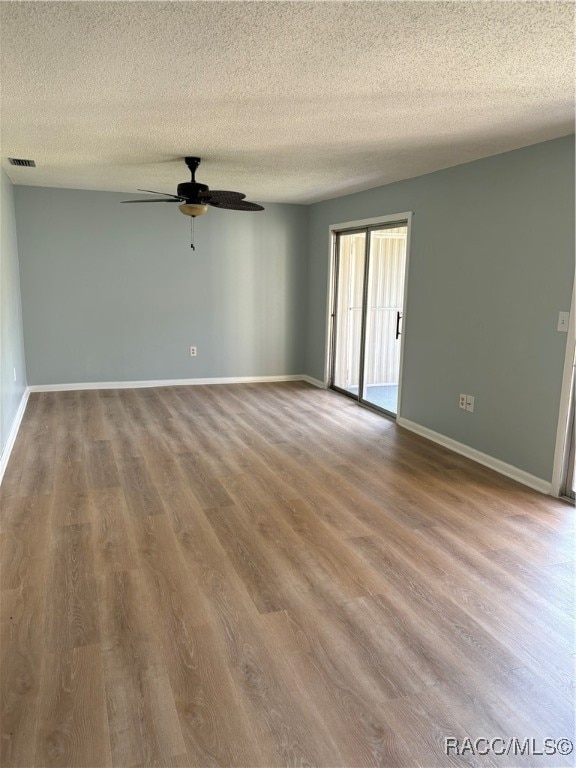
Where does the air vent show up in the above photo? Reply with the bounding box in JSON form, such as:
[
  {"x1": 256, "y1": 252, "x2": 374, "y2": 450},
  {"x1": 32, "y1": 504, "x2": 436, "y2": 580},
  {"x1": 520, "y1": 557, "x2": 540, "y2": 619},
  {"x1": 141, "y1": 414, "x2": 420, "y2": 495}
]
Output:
[{"x1": 8, "y1": 158, "x2": 36, "y2": 167}]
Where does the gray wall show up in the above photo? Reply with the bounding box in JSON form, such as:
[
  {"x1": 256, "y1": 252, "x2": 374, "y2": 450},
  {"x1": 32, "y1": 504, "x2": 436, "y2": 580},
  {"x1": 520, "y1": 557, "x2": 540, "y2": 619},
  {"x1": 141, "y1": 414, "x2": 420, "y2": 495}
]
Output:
[
  {"x1": 306, "y1": 135, "x2": 575, "y2": 482},
  {"x1": 0, "y1": 170, "x2": 27, "y2": 456},
  {"x1": 15, "y1": 187, "x2": 308, "y2": 384}
]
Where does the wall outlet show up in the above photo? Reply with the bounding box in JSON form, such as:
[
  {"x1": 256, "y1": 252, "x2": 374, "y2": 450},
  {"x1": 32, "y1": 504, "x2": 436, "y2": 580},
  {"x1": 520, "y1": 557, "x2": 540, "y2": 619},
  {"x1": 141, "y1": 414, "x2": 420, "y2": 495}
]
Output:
[
  {"x1": 466, "y1": 395, "x2": 475, "y2": 412},
  {"x1": 189, "y1": 346, "x2": 197, "y2": 357},
  {"x1": 459, "y1": 393, "x2": 467, "y2": 410},
  {"x1": 557, "y1": 311, "x2": 570, "y2": 332}
]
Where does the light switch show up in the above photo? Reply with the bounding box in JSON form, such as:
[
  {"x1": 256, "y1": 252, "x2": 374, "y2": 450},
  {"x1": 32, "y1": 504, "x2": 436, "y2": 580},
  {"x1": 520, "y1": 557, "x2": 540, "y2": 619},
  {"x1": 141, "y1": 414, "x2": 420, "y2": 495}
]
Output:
[{"x1": 557, "y1": 311, "x2": 570, "y2": 332}]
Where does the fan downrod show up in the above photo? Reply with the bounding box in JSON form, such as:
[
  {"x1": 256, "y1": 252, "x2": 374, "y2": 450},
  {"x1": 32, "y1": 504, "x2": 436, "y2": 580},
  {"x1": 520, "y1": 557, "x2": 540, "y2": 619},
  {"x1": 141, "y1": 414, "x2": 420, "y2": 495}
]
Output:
[{"x1": 184, "y1": 157, "x2": 201, "y2": 181}]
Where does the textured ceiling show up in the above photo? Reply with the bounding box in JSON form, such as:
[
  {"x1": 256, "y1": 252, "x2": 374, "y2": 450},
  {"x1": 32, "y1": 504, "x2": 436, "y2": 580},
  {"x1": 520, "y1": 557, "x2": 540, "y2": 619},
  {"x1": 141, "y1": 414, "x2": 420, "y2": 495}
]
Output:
[{"x1": 1, "y1": 1, "x2": 574, "y2": 204}]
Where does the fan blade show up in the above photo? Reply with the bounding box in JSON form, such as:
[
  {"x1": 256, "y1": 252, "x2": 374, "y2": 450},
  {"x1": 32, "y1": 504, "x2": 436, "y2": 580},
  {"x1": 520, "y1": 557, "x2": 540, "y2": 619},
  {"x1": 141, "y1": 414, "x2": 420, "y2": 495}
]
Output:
[
  {"x1": 138, "y1": 188, "x2": 183, "y2": 199},
  {"x1": 121, "y1": 198, "x2": 182, "y2": 203},
  {"x1": 199, "y1": 190, "x2": 246, "y2": 202},
  {"x1": 208, "y1": 199, "x2": 264, "y2": 211}
]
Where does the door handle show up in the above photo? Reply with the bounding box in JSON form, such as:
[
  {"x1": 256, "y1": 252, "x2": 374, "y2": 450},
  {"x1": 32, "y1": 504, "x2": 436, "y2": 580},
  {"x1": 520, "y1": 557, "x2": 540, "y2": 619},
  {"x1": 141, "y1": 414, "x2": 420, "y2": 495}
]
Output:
[{"x1": 395, "y1": 311, "x2": 402, "y2": 340}]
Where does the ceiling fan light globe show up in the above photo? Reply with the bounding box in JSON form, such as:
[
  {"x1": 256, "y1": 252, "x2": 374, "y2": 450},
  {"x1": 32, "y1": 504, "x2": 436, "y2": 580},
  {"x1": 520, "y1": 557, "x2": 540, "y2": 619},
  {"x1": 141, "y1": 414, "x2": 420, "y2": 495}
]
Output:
[{"x1": 179, "y1": 203, "x2": 208, "y2": 217}]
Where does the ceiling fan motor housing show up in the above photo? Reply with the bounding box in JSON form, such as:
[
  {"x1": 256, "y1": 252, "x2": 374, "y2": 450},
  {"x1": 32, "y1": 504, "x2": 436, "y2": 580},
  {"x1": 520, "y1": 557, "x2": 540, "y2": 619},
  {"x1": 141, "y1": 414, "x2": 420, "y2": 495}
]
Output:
[{"x1": 176, "y1": 181, "x2": 208, "y2": 202}]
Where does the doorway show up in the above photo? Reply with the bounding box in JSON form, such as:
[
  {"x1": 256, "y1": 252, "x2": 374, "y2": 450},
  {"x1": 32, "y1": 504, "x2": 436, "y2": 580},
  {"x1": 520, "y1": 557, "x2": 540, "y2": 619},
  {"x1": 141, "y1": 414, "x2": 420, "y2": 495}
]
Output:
[
  {"x1": 330, "y1": 216, "x2": 410, "y2": 418},
  {"x1": 561, "y1": 368, "x2": 575, "y2": 500},
  {"x1": 564, "y1": 393, "x2": 575, "y2": 500}
]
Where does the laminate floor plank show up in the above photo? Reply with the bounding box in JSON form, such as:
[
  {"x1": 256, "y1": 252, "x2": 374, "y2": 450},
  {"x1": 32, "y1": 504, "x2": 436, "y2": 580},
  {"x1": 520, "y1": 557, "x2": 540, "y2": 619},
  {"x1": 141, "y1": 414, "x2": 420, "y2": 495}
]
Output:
[
  {"x1": 116, "y1": 390, "x2": 155, "y2": 432},
  {"x1": 149, "y1": 459, "x2": 264, "y2": 626},
  {"x1": 78, "y1": 389, "x2": 109, "y2": 442},
  {"x1": 85, "y1": 440, "x2": 121, "y2": 489},
  {"x1": 117, "y1": 457, "x2": 167, "y2": 518},
  {"x1": 226, "y1": 419, "x2": 376, "y2": 538},
  {"x1": 126, "y1": 482, "x2": 313, "y2": 765},
  {"x1": 183, "y1": 414, "x2": 258, "y2": 477},
  {"x1": 166, "y1": 386, "x2": 212, "y2": 419},
  {"x1": 152, "y1": 486, "x2": 344, "y2": 764},
  {"x1": 499, "y1": 512, "x2": 575, "y2": 563},
  {"x1": 98, "y1": 568, "x2": 187, "y2": 767},
  {"x1": 91, "y1": 487, "x2": 139, "y2": 573},
  {"x1": 134, "y1": 389, "x2": 177, "y2": 424},
  {"x1": 34, "y1": 644, "x2": 112, "y2": 768},
  {"x1": 1, "y1": 382, "x2": 573, "y2": 767},
  {"x1": 229, "y1": 473, "x2": 383, "y2": 601},
  {"x1": 175, "y1": 453, "x2": 234, "y2": 511},
  {"x1": 131, "y1": 514, "x2": 212, "y2": 628},
  {"x1": 227, "y1": 411, "x2": 383, "y2": 528},
  {"x1": 44, "y1": 523, "x2": 101, "y2": 653},
  {"x1": 198, "y1": 383, "x2": 255, "y2": 418},
  {"x1": 16, "y1": 430, "x2": 56, "y2": 498},
  {"x1": 49, "y1": 395, "x2": 91, "y2": 477},
  {"x1": 409, "y1": 524, "x2": 574, "y2": 640},
  {"x1": 349, "y1": 534, "x2": 575, "y2": 698},
  {"x1": 205, "y1": 502, "x2": 302, "y2": 614},
  {"x1": 260, "y1": 607, "x2": 415, "y2": 767},
  {"x1": 51, "y1": 460, "x2": 93, "y2": 528},
  {"x1": 493, "y1": 664, "x2": 575, "y2": 736},
  {"x1": 165, "y1": 620, "x2": 267, "y2": 767},
  {"x1": 149, "y1": 415, "x2": 201, "y2": 456},
  {"x1": 1, "y1": 585, "x2": 47, "y2": 768},
  {"x1": 99, "y1": 393, "x2": 144, "y2": 459},
  {"x1": 132, "y1": 755, "x2": 192, "y2": 768},
  {"x1": 207, "y1": 611, "x2": 353, "y2": 768},
  {"x1": 383, "y1": 688, "x2": 499, "y2": 768},
  {"x1": 402, "y1": 680, "x2": 573, "y2": 768},
  {"x1": 484, "y1": 546, "x2": 575, "y2": 617},
  {"x1": 0, "y1": 500, "x2": 53, "y2": 767},
  {"x1": 0, "y1": 456, "x2": 25, "y2": 500},
  {"x1": 164, "y1": 423, "x2": 247, "y2": 479},
  {"x1": 351, "y1": 590, "x2": 541, "y2": 750},
  {"x1": 0, "y1": 496, "x2": 51, "y2": 589},
  {"x1": 218, "y1": 473, "x2": 376, "y2": 609},
  {"x1": 1, "y1": 390, "x2": 56, "y2": 468},
  {"x1": 337, "y1": 462, "x2": 435, "y2": 529},
  {"x1": 350, "y1": 534, "x2": 574, "y2": 690}
]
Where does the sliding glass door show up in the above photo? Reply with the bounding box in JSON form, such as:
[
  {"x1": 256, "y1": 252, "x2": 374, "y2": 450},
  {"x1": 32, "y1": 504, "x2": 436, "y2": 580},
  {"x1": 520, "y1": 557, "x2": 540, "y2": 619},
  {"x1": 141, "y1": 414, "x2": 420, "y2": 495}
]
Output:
[
  {"x1": 362, "y1": 226, "x2": 407, "y2": 413},
  {"x1": 332, "y1": 231, "x2": 367, "y2": 395},
  {"x1": 331, "y1": 221, "x2": 408, "y2": 417}
]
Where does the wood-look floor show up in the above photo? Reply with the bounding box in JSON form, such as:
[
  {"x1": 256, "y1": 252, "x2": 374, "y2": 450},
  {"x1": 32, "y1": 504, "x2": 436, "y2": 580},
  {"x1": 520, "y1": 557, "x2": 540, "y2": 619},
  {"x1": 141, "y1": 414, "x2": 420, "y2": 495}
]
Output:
[{"x1": 1, "y1": 382, "x2": 574, "y2": 768}]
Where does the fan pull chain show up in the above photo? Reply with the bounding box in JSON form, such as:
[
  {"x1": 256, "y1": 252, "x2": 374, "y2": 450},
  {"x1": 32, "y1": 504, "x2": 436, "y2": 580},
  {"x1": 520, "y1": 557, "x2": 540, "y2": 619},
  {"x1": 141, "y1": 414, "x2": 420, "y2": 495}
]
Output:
[{"x1": 190, "y1": 216, "x2": 195, "y2": 250}]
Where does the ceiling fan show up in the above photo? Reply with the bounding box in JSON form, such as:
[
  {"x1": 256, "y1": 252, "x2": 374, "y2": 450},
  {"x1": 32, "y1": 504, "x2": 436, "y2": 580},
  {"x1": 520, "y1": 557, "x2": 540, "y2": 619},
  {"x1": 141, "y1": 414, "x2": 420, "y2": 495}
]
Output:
[{"x1": 121, "y1": 157, "x2": 264, "y2": 218}]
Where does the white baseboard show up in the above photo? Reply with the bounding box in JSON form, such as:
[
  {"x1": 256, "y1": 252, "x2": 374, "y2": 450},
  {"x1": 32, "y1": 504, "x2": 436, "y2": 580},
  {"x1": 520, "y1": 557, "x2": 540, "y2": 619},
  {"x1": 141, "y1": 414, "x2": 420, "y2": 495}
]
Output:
[
  {"x1": 301, "y1": 375, "x2": 327, "y2": 389},
  {"x1": 27, "y1": 374, "x2": 309, "y2": 393},
  {"x1": 0, "y1": 388, "x2": 30, "y2": 486},
  {"x1": 397, "y1": 417, "x2": 552, "y2": 495}
]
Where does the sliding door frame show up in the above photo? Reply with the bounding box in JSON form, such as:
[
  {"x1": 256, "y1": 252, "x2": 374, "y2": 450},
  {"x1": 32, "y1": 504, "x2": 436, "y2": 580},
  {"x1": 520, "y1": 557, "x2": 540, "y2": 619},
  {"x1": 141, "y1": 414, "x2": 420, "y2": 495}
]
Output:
[
  {"x1": 330, "y1": 227, "x2": 369, "y2": 403},
  {"x1": 326, "y1": 212, "x2": 413, "y2": 419}
]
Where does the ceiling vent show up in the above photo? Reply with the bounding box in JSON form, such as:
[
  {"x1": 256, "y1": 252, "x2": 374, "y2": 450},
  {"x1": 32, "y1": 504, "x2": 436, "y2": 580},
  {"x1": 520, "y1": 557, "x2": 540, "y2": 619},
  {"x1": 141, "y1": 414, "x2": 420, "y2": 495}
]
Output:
[{"x1": 8, "y1": 158, "x2": 36, "y2": 167}]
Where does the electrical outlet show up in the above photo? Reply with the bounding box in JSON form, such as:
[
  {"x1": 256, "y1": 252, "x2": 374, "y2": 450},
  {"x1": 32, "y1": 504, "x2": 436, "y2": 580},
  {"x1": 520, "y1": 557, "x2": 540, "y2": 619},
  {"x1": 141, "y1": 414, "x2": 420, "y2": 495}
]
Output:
[
  {"x1": 189, "y1": 346, "x2": 197, "y2": 357},
  {"x1": 466, "y1": 395, "x2": 475, "y2": 412},
  {"x1": 459, "y1": 393, "x2": 467, "y2": 410}
]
